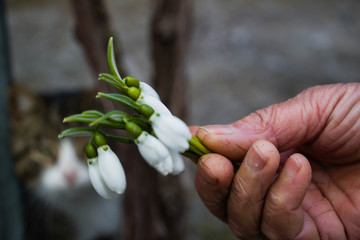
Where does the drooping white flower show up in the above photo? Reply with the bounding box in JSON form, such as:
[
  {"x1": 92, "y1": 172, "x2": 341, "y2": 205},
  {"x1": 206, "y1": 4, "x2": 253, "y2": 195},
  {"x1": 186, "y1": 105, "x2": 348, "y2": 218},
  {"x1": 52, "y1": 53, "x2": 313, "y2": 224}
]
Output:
[
  {"x1": 169, "y1": 150, "x2": 185, "y2": 175},
  {"x1": 97, "y1": 145, "x2": 127, "y2": 194},
  {"x1": 139, "y1": 82, "x2": 160, "y2": 100},
  {"x1": 150, "y1": 113, "x2": 192, "y2": 153},
  {"x1": 135, "y1": 131, "x2": 173, "y2": 176},
  {"x1": 137, "y1": 95, "x2": 172, "y2": 116},
  {"x1": 87, "y1": 157, "x2": 117, "y2": 199}
]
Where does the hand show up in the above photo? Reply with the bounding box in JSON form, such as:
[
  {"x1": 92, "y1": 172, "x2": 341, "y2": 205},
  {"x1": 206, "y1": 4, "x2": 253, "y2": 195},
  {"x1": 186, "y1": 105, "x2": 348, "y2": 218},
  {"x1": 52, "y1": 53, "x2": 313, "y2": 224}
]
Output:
[{"x1": 191, "y1": 83, "x2": 360, "y2": 239}]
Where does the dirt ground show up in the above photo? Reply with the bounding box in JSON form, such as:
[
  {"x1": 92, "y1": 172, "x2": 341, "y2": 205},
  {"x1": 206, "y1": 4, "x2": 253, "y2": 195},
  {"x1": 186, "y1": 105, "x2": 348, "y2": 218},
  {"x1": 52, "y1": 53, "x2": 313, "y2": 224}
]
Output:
[{"x1": 6, "y1": 0, "x2": 360, "y2": 239}]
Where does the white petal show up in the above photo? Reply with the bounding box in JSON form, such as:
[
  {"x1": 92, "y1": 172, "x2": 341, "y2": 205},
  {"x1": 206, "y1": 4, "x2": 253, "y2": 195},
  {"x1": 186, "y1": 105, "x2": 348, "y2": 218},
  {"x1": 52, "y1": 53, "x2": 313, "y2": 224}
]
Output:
[
  {"x1": 139, "y1": 82, "x2": 160, "y2": 100},
  {"x1": 137, "y1": 95, "x2": 172, "y2": 116},
  {"x1": 155, "y1": 155, "x2": 174, "y2": 176},
  {"x1": 169, "y1": 150, "x2": 185, "y2": 175},
  {"x1": 87, "y1": 158, "x2": 117, "y2": 199},
  {"x1": 97, "y1": 145, "x2": 127, "y2": 194},
  {"x1": 150, "y1": 114, "x2": 191, "y2": 152},
  {"x1": 136, "y1": 132, "x2": 173, "y2": 175}
]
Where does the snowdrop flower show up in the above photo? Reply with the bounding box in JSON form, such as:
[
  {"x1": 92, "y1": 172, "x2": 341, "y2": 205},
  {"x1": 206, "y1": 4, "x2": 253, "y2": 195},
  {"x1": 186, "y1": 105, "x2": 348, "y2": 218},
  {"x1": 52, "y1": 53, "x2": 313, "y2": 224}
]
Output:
[
  {"x1": 85, "y1": 142, "x2": 125, "y2": 199},
  {"x1": 125, "y1": 121, "x2": 173, "y2": 175},
  {"x1": 169, "y1": 150, "x2": 185, "y2": 175},
  {"x1": 139, "y1": 82, "x2": 160, "y2": 100},
  {"x1": 138, "y1": 95, "x2": 171, "y2": 116},
  {"x1": 87, "y1": 157, "x2": 117, "y2": 199},
  {"x1": 136, "y1": 93, "x2": 191, "y2": 153},
  {"x1": 97, "y1": 144, "x2": 127, "y2": 194},
  {"x1": 135, "y1": 131, "x2": 173, "y2": 175},
  {"x1": 150, "y1": 113, "x2": 192, "y2": 153}
]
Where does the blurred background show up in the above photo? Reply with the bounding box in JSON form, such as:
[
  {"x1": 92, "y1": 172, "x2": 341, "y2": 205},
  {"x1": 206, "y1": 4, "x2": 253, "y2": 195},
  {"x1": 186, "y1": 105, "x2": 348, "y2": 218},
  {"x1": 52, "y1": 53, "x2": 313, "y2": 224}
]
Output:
[{"x1": 1, "y1": 0, "x2": 359, "y2": 239}]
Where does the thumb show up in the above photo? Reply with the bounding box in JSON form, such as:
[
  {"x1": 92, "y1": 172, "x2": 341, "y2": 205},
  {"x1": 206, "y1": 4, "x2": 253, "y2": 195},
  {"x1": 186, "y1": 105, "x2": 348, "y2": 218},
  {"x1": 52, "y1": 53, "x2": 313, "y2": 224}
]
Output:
[{"x1": 195, "y1": 84, "x2": 356, "y2": 161}]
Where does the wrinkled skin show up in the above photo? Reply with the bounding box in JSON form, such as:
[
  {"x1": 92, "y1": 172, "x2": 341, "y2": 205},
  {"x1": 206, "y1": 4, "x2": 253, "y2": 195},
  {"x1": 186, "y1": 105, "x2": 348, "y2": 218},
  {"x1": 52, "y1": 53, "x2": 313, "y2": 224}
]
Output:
[{"x1": 190, "y1": 83, "x2": 360, "y2": 239}]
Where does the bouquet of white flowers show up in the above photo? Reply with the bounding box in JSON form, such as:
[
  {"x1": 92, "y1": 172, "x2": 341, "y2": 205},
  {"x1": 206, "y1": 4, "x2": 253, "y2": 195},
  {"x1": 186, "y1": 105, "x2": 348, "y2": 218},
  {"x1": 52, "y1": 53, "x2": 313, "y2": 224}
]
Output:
[{"x1": 59, "y1": 37, "x2": 211, "y2": 199}]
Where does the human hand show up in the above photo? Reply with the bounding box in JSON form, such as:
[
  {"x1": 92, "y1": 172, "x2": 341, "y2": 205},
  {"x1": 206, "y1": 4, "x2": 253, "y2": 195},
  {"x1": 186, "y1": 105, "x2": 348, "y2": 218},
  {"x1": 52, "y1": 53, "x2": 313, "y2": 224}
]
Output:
[{"x1": 191, "y1": 83, "x2": 360, "y2": 239}]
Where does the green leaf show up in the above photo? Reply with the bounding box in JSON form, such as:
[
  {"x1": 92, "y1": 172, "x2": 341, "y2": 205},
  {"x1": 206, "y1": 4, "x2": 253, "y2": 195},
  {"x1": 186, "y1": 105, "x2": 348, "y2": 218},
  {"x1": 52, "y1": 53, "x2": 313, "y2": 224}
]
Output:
[
  {"x1": 108, "y1": 111, "x2": 129, "y2": 122},
  {"x1": 58, "y1": 127, "x2": 134, "y2": 144},
  {"x1": 96, "y1": 92, "x2": 140, "y2": 112},
  {"x1": 58, "y1": 127, "x2": 95, "y2": 139},
  {"x1": 107, "y1": 37, "x2": 122, "y2": 80},
  {"x1": 63, "y1": 114, "x2": 99, "y2": 123},
  {"x1": 104, "y1": 134, "x2": 134, "y2": 144},
  {"x1": 63, "y1": 113, "x2": 125, "y2": 129},
  {"x1": 82, "y1": 110, "x2": 104, "y2": 117},
  {"x1": 98, "y1": 73, "x2": 127, "y2": 93},
  {"x1": 89, "y1": 110, "x2": 128, "y2": 126}
]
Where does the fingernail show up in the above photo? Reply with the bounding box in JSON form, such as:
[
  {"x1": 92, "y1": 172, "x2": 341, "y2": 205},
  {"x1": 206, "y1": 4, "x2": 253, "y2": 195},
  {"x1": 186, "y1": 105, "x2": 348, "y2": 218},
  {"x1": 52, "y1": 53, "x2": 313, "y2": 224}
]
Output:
[
  {"x1": 246, "y1": 143, "x2": 267, "y2": 172},
  {"x1": 199, "y1": 157, "x2": 218, "y2": 185},
  {"x1": 285, "y1": 155, "x2": 302, "y2": 177},
  {"x1": 200, "y1": 125, "x2": 235, "y2": 135}
]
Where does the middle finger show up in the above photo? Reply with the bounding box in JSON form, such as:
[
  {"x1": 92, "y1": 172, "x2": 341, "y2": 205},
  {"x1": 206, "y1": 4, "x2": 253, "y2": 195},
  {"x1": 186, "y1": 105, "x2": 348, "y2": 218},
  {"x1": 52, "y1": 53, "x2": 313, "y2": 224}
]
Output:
[{"x1": 227, "y1": 140, "x2": 280, "y2": 239}]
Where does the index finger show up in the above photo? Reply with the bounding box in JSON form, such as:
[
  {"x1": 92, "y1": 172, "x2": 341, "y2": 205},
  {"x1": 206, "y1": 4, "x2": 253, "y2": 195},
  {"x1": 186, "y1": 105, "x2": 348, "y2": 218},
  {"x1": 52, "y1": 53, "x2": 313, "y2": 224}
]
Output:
[{"x1": 195, "y1": 83, "x2": 360, "y2": 161}]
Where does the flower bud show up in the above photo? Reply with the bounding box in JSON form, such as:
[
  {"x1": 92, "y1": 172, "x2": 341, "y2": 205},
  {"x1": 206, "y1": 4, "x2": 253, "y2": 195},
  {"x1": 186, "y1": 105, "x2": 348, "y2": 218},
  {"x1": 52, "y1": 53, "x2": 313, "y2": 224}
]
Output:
[
  {"x1": 135, "y1": 131, "x2": 173, "y2": 176},
  {"x1": 150, "y1": 114, "x2": 191, "y2": 152},
  {"x1": 94, "y1": 132, "x2": 107, "y2": 147},
  {"x1": 87, "y1": 157, "x2": 117, "y2": 199},
  {"x1": 124, "y1": 76, "x2": 140, "y2": 88},
  {"x1": 139, "y1": 82, "x2": 160, "y2": 100},
  {"x1": 127, "y1": 87, "x2": 141, "y2": 100},
  {"x1": 169, "y1": 150, "x2": 185, "y2": 175},
  {"x1": 98, "y1": 145, "x2": 127, "y2": 194},
  {"x1": 85, "y1": 142, "x2": 97, "y2": 159},
  {"x1": 139, "y1": 104, "x2": 155, "y2": 119},
  {"x1": 137, "y1": 96, "x2": 171, "y2": 116},
  {"x1": 125, "y1": 121, "x2": 143, "y2": 139}
]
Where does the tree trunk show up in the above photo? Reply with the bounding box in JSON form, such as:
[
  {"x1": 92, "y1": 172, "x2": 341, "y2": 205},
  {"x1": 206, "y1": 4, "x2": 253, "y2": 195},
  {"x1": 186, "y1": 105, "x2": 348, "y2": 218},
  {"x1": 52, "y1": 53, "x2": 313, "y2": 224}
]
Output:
[
  {"x1": 70, "y1": 0, "x2": 125, "y2": 98},
  {"x1": 123, "y1": 0, "x2": 192, "y2": 239},
  {"x1": 151, "y1": 0, "x2": 192, "y2": 118}
]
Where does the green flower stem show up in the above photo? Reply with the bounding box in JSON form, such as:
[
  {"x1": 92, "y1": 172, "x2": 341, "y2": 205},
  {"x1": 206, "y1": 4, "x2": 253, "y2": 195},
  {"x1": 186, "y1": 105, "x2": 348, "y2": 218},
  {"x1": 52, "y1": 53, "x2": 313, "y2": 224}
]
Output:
[
  {"x1": 64, "y1": 116, "x2": 125, "y2": 129},
  {"x1": 96, "y1": 92, "x2": 140, "y2": 112},
  {"x1": 189, "y1": 136, "x2": 212, "y2": 155},
  {"x1": 59, "y1": 127, "x2": 133, "y2": 145},
  {"x1": 107, "y1": 37, "x2": 122, "y2": 80},
  {"x1": 59, "y1": 129, "x2": 208, "y2": 161},
  {"x1": 81, "y1": 110, "x2": 104, "y2": 117},
  {"x1": 63, "y1": 116, "x2": 99, "y2": 124},
  {"x1": 105, "y1": 134, "x2": 134, "y2": 144},
  {"x1": 188, "y1": 143, "x2": 205, "y2": 157},
  {"x1": 89, "y1": 110, "x2": 129, "y2": 126},
  {"x1": 98, "y1": 73, "x2": 127, "y2": 93},
  {"x1": 58, "y1": 127, "x2": 95, "y2": 139},
  {"x1": 182, "y1": 150, "x2": 201, "y2": 160}
]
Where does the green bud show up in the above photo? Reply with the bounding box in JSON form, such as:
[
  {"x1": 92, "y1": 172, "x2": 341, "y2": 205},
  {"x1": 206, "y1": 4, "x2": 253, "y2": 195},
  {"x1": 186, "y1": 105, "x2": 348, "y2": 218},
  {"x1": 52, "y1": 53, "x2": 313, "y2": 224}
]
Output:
[
  {"x1": 139, "y1": 104, "x2": 155, "y2": 119},
  {"x1": 93, "y1": 132, "x2": 107, "y2": 147},
  {"x1": 85, "y1": 142, "x2": 98, "y2": 159},
  {"x1": 125, "y1": 121, "x2": 143, "y2": 139},
  {"x1": 124, "y1": 76, "x2": 140, "y2": 88},
  {"x1": 127, "y1": 87, "x2": 141, "y2": 100}
]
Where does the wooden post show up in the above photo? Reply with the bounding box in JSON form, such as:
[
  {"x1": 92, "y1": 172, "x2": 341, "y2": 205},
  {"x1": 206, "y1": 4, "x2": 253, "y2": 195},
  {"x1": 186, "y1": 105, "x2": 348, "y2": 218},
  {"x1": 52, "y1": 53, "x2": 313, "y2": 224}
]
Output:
[
  {"x1": 70, "y1": 0, "x2": 126, "y2": 99},
  {"x1": 123, "y1": 1, "x2": 192, "y2": 239},
  {"x1": 0, "y1": 0, "x2": 24, "y2": 239},
  {"x1": 151, "y1": 0, "x2": 192, "y2": 118}
]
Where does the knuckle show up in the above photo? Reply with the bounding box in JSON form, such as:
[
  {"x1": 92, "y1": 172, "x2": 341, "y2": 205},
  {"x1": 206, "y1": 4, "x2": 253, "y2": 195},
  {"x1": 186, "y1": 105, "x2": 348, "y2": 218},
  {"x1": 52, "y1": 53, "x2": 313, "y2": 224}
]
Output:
[{"x1": 231, "y1": 177, "x2": 253, "y2": 203}]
